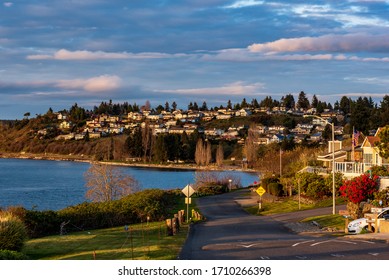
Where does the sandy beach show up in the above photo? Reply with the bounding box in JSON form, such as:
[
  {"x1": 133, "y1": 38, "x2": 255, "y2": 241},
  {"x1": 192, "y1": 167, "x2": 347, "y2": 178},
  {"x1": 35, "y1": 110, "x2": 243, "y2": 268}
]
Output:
[{"x1": 0, "y1": 152, "x2": 258, "y2": 173}]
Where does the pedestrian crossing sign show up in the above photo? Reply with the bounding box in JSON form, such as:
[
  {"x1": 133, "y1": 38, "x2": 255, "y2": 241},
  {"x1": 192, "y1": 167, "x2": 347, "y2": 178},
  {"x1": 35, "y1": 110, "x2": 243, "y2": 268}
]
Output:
[{"x1": 256, "y1": 186, "x2": 266, "y2": 196}]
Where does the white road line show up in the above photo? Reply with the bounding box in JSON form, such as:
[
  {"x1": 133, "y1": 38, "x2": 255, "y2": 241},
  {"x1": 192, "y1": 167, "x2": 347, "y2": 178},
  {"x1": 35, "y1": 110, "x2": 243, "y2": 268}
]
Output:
[
  {"x1": 368, "y1": 252, "x2": 379, "y2": 256},
  {"x1": 296, "y1": 255, "x2": 307, "y2": 259},
  {"x1": 311, "y1": 239, "x2": 357, "y2": 247},
  {"x1": 238, "y1": 244, "x2": 256, "y2": 248},
  {"x1": 359, "y1": 240, "x2": 375, "y2": 244},
  {"x1": 331, "y1": 253, "x2": 345, "y2": 257},
  {"x1": 260, "y1": 256, "x2": 270, "y2": 260},
  {"x1": 292, "y1": 240, "x2": 315, "y2": 247},
  {"x1": 333, "y1": 240, "x2": 357, "y2": 245},
  {"x1": 310, "y1": 240, "x2": 332, "y2": 247}
]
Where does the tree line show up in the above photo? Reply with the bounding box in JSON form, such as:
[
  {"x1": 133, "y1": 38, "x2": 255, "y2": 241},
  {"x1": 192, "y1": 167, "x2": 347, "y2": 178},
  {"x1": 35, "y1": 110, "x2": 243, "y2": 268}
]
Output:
[{"x1": 124, "y1": 125, "x2": 235, "y2": 165}]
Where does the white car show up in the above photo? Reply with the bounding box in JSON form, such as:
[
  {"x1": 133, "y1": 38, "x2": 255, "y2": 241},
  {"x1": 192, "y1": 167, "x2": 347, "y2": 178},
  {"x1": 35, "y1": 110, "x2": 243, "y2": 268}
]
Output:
[{"x1": 347, "y1": 207, "x2": 389, "y2": 234}]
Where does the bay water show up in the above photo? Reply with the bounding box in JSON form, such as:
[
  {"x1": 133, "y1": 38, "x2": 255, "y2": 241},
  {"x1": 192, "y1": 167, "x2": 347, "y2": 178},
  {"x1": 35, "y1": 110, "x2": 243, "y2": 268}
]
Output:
[{"x1": 0, "y1": 158, "x2": 258, "y2": 211}]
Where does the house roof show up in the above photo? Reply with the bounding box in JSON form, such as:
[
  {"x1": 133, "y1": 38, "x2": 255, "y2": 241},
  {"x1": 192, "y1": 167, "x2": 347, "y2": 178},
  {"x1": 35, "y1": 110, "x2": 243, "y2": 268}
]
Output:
[{"x1": 363, "y1": 136, "x2": 380, "y2": 148}]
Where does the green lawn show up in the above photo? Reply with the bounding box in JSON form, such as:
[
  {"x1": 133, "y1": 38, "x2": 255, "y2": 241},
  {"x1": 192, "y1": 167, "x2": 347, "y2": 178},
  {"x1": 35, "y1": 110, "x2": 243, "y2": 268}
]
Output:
[
  {"x1": 301, "y1": 214, "x2": 346, "y2": 231},
  {"x1": 24, "y1": 221, "x2": 188, "y2": 260},
  {"x1": 244, "y1": 196, "x2": 345, "y2": 216}
]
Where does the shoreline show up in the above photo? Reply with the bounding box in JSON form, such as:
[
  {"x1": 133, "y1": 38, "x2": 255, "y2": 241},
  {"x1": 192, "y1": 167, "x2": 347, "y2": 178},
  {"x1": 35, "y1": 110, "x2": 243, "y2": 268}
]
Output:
[{"x1": 0, "y1": 152, "x2": 259, "y2": 174}]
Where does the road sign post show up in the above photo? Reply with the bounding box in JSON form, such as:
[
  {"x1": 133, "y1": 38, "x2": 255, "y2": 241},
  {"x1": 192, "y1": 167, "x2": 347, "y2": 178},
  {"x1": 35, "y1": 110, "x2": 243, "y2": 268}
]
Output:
[
  {"x1": 182, "y1": 184, "x2": 195, "y2": 223},
  {"x1": 256, "y1": 186, "x2": 266, "y2": 211}
]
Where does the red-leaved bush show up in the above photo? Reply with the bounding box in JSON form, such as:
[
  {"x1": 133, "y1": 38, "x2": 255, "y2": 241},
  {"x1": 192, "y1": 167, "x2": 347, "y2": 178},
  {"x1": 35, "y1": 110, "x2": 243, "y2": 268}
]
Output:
[{"x1": 339, "y1": 174, "x2": 379, "y2": 204}]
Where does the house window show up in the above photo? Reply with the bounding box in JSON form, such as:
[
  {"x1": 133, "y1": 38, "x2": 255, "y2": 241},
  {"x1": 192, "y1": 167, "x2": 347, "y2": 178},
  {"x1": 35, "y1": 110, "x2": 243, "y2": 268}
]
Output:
[{"x1": 364, "y1": 153, "x2": 373, "y2": 164}]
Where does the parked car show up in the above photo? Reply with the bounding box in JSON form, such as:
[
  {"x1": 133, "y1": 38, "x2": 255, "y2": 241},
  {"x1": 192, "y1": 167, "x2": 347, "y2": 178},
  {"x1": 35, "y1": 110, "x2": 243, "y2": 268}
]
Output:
[{"x1": 347, "y1": 207, "x2": 389, "y2": 234}]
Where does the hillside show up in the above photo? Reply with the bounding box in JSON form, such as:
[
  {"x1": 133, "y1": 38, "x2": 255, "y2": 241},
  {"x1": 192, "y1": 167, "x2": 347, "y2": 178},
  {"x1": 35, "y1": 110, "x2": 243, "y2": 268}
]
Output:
[{"x1": 0, "y1": 118, "x2": 127, "y2": 161}]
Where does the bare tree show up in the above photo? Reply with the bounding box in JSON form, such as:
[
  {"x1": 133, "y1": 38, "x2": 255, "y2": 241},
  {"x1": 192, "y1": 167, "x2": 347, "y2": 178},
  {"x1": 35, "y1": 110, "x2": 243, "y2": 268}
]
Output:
[
  {"x1": 142, "y1": 121, "x2": 153, "y2": 162},
  {"x1": 195, "y1": 138, "x2": 212, "y2": 166},
  {"x1": 216, "y1": 144, "x2": 224, "y2": 167},
  {"x1": 195, "y1": 138, "x2": 204, "y2": 165},
  {"x1": 194, "y1": 171, "x2": 242, "y2": 189},
  {"x1": 244, "y1": 123, "x2": 259, "y2": 167},
  {"x1": 84, "y1": 163, "x2": 140, "y2": 202},
  {"x1": 205, "y1": 140, "x2": 212, "y2": 165}
]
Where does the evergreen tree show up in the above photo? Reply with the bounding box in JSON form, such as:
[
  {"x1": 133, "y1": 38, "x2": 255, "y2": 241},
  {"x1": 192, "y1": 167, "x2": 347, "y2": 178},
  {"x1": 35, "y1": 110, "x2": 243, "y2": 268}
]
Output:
[
  {"x1": 227, "y1": 100, "x2": 232, "y2": 109},
  {"x1": 379, "y1": 95, "x2": 389, "y2": 126},
  {"x1": 281, "y1": 94, "x2": 295, "y2": 109},
  {"x1": 311, "y1": 94, "x2": 318, "y2": 109},
  {"x1": 241, "y1": 98, "x2": 248, "y2": 108},
  {"x1": 297, "y1": 91, "x2": 310, "y2": 110},
  {"x1": 339, "y1": 96, "x2": 351, "y2": 115},
  {"x1": 201, "y1": 101, "x2": 208, "y2": 111},
  {"x1": 251, "y1": 98, "x2": 259, "y2": 108},
  {"x1": 165, "y1": 101, "x2": 170, "y2": 112},
  {"x1": 172, "y1": 101, "x2": 177, "y2": 111}
]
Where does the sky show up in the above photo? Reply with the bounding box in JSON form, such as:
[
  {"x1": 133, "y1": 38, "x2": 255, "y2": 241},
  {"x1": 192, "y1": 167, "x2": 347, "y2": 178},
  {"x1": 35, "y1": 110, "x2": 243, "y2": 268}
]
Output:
[{"x1": 1, "y1": 0, "x2": 389, "y2": 119}]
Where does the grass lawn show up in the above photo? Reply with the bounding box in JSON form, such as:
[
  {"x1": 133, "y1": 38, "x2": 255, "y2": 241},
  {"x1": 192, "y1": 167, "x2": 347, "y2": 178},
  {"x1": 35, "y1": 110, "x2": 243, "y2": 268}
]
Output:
[
  {"x1": 301, "y1": 214, "x2": 346, "y2": 231},
  {"x1": 244, "y1": 196, "x2": 345, "y2": 216},
  {"x1": 24, "y1": 221, "x2": 188, "y2": 260}
]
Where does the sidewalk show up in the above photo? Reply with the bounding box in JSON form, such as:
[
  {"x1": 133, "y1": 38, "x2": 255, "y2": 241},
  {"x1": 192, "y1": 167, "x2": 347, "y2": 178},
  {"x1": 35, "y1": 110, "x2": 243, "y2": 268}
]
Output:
[{"x1": 344, "y1": 232, "x2": 389, "y2": 243}]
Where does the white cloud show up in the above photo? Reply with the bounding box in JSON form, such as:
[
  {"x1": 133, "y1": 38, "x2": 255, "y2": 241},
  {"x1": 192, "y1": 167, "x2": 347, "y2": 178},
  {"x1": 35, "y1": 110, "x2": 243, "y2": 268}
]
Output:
[
  {"x1": 248, "y1": 33, "x2": 389, "y2": 53},
  {"x1": 224, "y1": 0, "x2": 264, "y2": 9},
  {"x1": 157, "y1": 81, "x2": 264, "y2": 96},
  {"x1": 3, "y1": 2, "x2": 13, "y2": 7},
  {"x1": 27, "y1": 49, "x2": 187, "y2": 60},
  {"x1": 344, "y1": 76, "x2": 389, "y2": 86},
  {"x1": 56, "y1": 75, "x2": 122, "y2": 92}
]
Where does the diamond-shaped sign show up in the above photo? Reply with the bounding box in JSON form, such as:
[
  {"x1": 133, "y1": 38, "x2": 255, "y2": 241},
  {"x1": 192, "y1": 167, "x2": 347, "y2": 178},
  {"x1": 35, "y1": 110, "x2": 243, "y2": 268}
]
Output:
[
  {"x1": 256, "y1": 186, "x2": 266, "y2": 196},
  {"x1": 182, "y1": 184, "x2": 195, "y2": 197}
]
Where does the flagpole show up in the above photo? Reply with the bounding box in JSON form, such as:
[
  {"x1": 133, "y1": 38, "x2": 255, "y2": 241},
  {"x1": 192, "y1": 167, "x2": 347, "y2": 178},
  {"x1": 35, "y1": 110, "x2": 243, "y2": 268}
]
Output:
[{"x1": 352, "y1": 126, "x2": 355, "y2": 162}]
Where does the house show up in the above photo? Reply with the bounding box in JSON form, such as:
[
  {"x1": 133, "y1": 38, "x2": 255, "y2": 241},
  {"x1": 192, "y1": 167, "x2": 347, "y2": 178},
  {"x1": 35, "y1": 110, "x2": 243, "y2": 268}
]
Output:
[
  {"x1": 256, "y1": 137, "x2": 270, "y2": 145},
  {"x1": 270, "y1": 134, "x2": 284, "y2": 143},
  {"x1": 216, "y1": 113, "x2": 232, "y2": 120},
  {"x1": 235, "y1": 108, "x2": 252, "y2": 117},
  {"x1": 361, "y1": 129, "x2": 386, "y2": 167},
  {"x1": 204, "y1": 128, "x2": 225, "y2": 136},
  {"x1": 310, "y1": 132, "x2": 322, "y2": 141},
  {"x1": 57, "y1": 112, "x2": 67, "y2": 120},
  {"x1": 316, "y1": 128, "x2": 389, "y2": 178},
  {"x1": 146, "y1": 113, "x2": 162, "y2": 121},
  {"x1": 75, "y1": 133, "x2": 86, "y2": 140},
  {"x1": 59, "y1": 121, "x2": 72, "y2": 129},
  {"x1": 89, "y1": 132, "x2": 101, "y2": 139},
  {"x1": 168, "y1": 126, "x2": 185, "y2": 134},
  {"x1": 128, "y1": 112, "x2": 143, "y2": 121},
  {"x1": 55, "y1": 133, "x2": 75, "y2": 141},
  {"x1": 268, "y1": 125, "x2": 285, "y2": 134}
]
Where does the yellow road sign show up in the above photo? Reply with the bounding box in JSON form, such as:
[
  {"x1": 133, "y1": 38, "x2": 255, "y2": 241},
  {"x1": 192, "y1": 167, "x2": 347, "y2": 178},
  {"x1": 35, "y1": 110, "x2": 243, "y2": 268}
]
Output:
[{"x1": 256, "y1": 186, "x2": 266, "y2": 196}]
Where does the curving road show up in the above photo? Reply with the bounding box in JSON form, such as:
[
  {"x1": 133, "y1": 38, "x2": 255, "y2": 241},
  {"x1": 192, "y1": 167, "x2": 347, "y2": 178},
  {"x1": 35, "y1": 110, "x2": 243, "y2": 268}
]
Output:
[{"x1": 179, "y1": 189, "x2": 389, "y2": 260}]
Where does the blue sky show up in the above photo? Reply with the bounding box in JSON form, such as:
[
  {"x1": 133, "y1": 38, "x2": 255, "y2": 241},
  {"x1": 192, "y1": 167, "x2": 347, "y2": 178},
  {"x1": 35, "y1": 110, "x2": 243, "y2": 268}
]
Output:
[{"x1": 1, "y1": 0, "x2": 389, "y2": 119}]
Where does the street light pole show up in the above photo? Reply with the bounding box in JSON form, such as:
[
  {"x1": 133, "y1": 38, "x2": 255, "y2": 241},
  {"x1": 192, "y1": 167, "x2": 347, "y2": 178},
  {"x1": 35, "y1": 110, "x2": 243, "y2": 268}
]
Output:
[
  {"x1": 331, "y1": 122, "x2": 335, "y2": 215},
  {"x1": 305, "y1": 115, "x2": 336, "y2": 215}
]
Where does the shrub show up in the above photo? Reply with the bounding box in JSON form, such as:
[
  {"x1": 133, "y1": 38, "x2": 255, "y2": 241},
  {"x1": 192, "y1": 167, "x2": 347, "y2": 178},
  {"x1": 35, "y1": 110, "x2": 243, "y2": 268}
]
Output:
[
  {"x1": 294, "y1": 172, "x2": 336, "y2": 199},
  {"x1": 0, "y1": 212, "x2": 28, "y2": 252},
  {"x1": 24, "y1": 210, "x2": 61, "y2": 238},
  {"x1": 261, "y1": 176, "x2": 279, "y2": 192},
  {"x1": 11, "y1": 189, "x2": 181, "y2": 238},
  {"x1": 267, "y1": 182, "x2": 284, "y2": 197},
  {"x1": 340, "y1": 174, "x2": 379, "y2": 204},
  {"x1": 0, "y1": 249, "x2": 28, "y2": 260},
  {"x1": 196, "y1": 185, "x2": 228, "y2": 196}
]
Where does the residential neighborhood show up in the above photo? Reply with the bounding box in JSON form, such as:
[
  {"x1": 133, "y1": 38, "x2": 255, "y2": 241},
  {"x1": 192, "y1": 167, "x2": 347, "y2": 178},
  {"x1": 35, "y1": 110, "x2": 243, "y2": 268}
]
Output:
[{"x1": 24, "y1": 96, "x2": 389, "y2": 183}]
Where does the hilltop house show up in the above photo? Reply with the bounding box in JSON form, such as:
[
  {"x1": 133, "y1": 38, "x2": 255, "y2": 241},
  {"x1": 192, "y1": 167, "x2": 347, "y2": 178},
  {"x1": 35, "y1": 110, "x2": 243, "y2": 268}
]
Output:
[{"x1": 317, "y1": 128, "x2": 389, "y2": 178}]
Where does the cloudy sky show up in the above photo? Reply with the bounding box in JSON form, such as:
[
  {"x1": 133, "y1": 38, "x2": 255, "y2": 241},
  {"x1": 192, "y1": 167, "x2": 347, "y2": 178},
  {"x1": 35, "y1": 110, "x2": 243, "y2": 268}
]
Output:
[{"x1": 1, "y1": 0, "x2": 389, "y2": 119}]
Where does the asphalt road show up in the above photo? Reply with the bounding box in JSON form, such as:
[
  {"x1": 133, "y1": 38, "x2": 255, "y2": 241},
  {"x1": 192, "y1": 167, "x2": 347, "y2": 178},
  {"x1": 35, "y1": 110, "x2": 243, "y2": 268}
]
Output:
[{"x1": 179, "y1": 189, "x2": 389, "y2": 260}]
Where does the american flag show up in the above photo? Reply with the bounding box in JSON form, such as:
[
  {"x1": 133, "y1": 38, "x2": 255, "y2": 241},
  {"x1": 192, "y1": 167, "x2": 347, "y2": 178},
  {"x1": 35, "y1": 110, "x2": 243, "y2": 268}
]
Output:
[{"x1": 353, "y1": 129, "x2": 360, "y2": 147}]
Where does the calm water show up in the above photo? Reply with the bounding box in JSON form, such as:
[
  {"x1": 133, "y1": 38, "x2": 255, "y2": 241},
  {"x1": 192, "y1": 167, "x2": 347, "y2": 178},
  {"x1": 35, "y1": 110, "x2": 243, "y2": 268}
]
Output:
[{"x1": 0, "y1": 158, "x2": 259, "y2": 211}]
